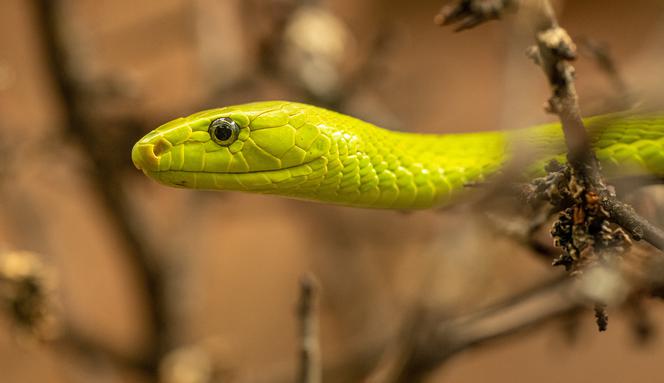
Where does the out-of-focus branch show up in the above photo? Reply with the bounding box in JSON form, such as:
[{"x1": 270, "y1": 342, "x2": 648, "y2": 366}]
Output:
[
  {"x1": 381, "y1": 250, "x2": 664, "y2": 383},
  {"x1": 579, "y1": 38, "x2": 630, "y2": 101},
  {"x1": 297, "y1": 274, "x2": 322, "y2": 383},
  {"x1": 0, "y1": 250, "x2": 154, "y2": 371},
  {"x1": 31, "y1": 0, "x2": 168, "y2": 377},
  {"x1": 435, "y1": 0, "x2": 518, "y2": 32},
  {"x1": 389, "y1": 276, "x2": 579, "y2": 382}
]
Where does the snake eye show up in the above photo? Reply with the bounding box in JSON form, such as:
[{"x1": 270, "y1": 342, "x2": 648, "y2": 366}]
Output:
[{"x1": 209, "y1": 117, "x2": 239, "y2": 146}]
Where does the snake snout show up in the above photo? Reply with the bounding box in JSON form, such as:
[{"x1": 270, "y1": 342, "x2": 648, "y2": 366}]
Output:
[{"x1": 131, "y1": 137, "x2": 173, "y2": 172}]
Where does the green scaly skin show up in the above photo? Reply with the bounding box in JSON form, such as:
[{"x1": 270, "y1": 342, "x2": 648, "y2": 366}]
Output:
[{"x1": 131, "y1": 101, "x2": 664, "y2": 209}]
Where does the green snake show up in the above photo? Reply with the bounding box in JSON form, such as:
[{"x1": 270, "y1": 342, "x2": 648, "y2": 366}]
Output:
[{"x1": 132, "y1": 101, "x2": 664, "y2": 209}]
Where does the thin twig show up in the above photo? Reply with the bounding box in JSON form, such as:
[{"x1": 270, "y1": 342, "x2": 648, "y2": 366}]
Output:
[
  {"x1": 297, "y1": 274, "x2": 322, "y2": 383},
  {"x1": 578, "y1": 37, "x2": 630, "y2": 101},
  {"x1": 529, "y1": 1, "x2": 593, "y2": 167},
  {"x1": 601, "y1": 197, "x2": 664, "y2": 250},
  {"x1": 435, "y1": 0, "x2": 517, "y2": 32}
]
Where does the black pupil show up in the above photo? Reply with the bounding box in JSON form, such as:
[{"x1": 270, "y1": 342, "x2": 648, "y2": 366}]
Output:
[{"x1": 214, "y1": 124, "x2": 233, "y2": 141}]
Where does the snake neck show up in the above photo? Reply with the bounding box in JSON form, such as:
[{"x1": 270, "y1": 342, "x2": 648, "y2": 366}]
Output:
[
  {"x1": 276, "y1": 115, "x2": 509, "y2": 209},
  {"x1": 280, "y1": 112, "x2": 664, "y2": 209}
]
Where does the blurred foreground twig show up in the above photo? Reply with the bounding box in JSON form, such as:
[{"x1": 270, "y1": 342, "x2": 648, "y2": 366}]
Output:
[{"x1": 297, "y1": 274, "x2": 322, "y2": 383}]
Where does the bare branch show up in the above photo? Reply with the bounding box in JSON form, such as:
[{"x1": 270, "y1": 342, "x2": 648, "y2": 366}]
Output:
[
  {"x1": 528, "y1": 1, "x2": 593, "y2": 169},
  {"x1": 578, "y1": 38, "x2": 630, "y2": 101},
  {"x1": 435, "y1": 0, "x2": 518, "y2": 31},
  {"x1": 297, "y1": 274, "x2": 322, "y2": 383},
  {"x1": 524, "y1": 0, "x2": 664, "y2": 253},
  {"x1": 601, "y1": 197, "x2": 664, "y2": 250}
]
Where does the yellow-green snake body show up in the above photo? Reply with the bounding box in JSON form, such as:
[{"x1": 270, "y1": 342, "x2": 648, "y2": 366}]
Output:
[{"x1": 132, "y1": 101, "x2": 664, "y2": 209}]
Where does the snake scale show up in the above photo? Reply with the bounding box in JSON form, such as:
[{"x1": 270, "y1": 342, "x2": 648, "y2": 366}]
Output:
[{"x1": 132, "y1": 101, "x2": 664, "y2": 209}]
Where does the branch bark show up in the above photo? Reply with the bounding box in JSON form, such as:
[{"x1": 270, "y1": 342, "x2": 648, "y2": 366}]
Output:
[
  {"x1": 526, "y1": 0, "x2": 664, "y2": 252},
  {"x1": 297, "y1": 274, "x2": 322, "y2": 383}
]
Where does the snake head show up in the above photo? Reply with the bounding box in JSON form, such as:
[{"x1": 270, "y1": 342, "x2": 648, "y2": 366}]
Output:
[{"x1": 131, "y1": 101, "x2": 333, "y2": 193}]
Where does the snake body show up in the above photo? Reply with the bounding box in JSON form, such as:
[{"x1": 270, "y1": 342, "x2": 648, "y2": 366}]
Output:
[{"x1": 132, "y1": 101, "x2": 664, "y2": 209}]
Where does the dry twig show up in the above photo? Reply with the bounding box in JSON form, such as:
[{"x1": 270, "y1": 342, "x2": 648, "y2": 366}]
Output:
[
  {"x1": 435, "y1": 0, "x2": 518, "y2": 31},
  {"x1": 579, "y1": 37, "x2": 631, "y2": 102},
  {"x1": 297, "y1": 274, "x2": 322, "y2": 383},
  {"x1": 525, "y1": 1, "x2": 664, "y2": 253}
]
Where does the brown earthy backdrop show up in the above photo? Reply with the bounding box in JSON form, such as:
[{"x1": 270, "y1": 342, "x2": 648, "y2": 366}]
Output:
[{"x1": 1, "y1": 0, "x2": 664, "y2": 382}]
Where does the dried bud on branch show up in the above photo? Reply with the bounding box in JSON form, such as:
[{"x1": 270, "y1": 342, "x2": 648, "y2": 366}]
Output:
[{"x1": 0, "y1": 251, "x2": 60, "y2": 340}]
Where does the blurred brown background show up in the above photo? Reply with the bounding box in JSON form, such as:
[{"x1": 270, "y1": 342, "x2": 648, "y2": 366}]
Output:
[{"x1": 1, "y1": 0, "x2": 664, "y2": 382}]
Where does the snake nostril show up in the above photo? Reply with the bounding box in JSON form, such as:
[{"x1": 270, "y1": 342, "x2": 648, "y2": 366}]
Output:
[
  {"x1": 152, "y1": 138, "x2": 172, "y2": 157},
  {"x1": 132, "y1": 137, "x2": 172, "y2": 172}
]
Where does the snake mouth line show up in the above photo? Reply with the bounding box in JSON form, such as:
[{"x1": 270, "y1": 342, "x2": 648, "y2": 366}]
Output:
[
  {"x1": 144, "y1": 158, "x2": 325, "y2": 190},
  {"x1": 144, "y1": 158, "x2": 321, "y2": 175},
  {"x1": 143, "y1": 156, "x2": 324, "y2": 189}
]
